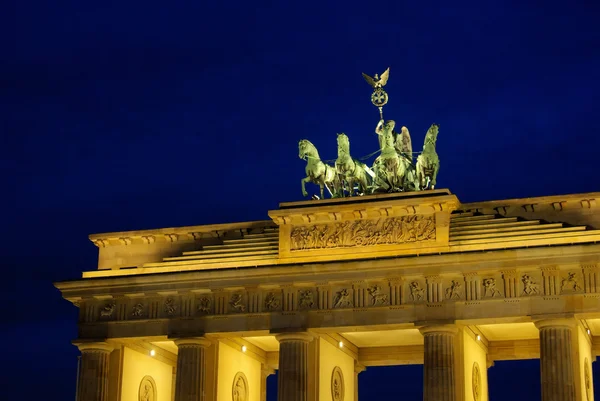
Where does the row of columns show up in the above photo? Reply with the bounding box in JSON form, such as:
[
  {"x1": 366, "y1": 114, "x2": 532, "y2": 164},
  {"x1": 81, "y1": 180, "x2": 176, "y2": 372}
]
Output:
[{"x1": 75, "y1": 318, "x2": 585, "y2": 401}]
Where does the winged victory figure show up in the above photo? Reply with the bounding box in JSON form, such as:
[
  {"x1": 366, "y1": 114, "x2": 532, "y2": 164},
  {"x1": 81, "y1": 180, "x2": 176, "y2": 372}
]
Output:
[{"x1": 362, "y1": 67, "x2": 390, "y2": 89}]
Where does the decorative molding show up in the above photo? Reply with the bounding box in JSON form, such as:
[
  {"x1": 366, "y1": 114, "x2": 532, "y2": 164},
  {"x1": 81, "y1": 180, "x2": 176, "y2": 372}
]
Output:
[{"x1": 290, "y1": 215, "x2": 435, "y2": 251}]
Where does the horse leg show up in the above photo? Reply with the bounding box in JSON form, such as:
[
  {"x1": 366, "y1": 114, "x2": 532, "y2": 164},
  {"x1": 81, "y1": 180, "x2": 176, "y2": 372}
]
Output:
[
  {"x1": 320, "y1": 183, "x2": 325, "y2": 199},
  {"x1": 301, "y1": 177, "x2": 310, "y2": 197},
  {"x1": 432, "y1": 163, "x2": 439, "y2": 190}
]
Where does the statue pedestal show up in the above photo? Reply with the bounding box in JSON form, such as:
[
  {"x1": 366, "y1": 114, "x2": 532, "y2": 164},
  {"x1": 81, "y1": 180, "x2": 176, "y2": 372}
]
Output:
[{"x1": 268, "y1": 189, "x2": 459, "y2": 264}]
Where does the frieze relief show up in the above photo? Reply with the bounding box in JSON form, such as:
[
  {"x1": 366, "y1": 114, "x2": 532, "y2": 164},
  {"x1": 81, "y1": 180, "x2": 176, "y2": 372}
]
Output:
[
  {"x1": 409, "y1": 280, "x2": 426, "y2": 302},
  {"x1": 290, "y1": 215, "x2": 435, "y2": 251},
  {"x1": 197, "y1": 296, "x2": 212, "y2": 314},
  {"x1": 229, "y1": 293, "x2": 246, "y2": 313},
  {"x1": 561, "y1": 272, "x2": 583, "y2": 293},
  {"x1": 264, "y1": 292, "x2": 282, "y2": 311},
  {"x1": 131, "y1": 303, "x2": 145, "y2": 318},
  {"x1": 367, "y1": 284, "x2": 389, "y2": 306},
  {"x1": 164, "y1": 298, "x2": 179, "y2": 317},
  {"x1": 333, "y1": 288, "x2": 353, "y2": 308},
  {"x1": 482, "y1": 277, "x2": 502, "y2": 298},
  {"x1": 99, "y1": 302, "x2": 115, "y2": 319},
  {"x1": 299, "y1": 289, "x2": 316, "y2": 310},
  {"x1": 85, "y1": 265, "x2": 600, "y2": 323}
]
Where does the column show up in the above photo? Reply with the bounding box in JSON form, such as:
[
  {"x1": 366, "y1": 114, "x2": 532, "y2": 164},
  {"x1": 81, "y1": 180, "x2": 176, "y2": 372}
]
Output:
[
  {"x1": 535, "y1": 319, "x2": 576, "y2": 401},
  {"x1": 76, "y1": 342, "x2": 114, "y2": 401},
  {"x1": 276, "y1": 332, "x2": 314, "y2": 401},
  {"x1": 261, "y1": 364, "x2": 275, "y2": 401},
  {"x1": 174, "y1": 337, "x2": 212, "y2": 401},
  {"x1": 419, "y1": 325, "x2": 458, "y2": 401},
  {"x1": 354, "y1": 362, "x2": 365, "y2": 401}
]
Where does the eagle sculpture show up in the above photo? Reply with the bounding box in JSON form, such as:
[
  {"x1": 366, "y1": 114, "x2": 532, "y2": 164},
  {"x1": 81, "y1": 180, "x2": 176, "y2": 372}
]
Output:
[{"x1": 362, "y1": 67, "x2": 390, "y2": 89}]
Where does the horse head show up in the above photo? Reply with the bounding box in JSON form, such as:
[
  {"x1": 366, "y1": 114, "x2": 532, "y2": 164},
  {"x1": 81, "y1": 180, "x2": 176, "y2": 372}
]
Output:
[
  {"x1": 298, "y1": 139, "x2": 318, "y2": 160},
  {"x1": 336, "y1": 133, "x2": 350, "y2": 154},
  {"x1": 424, "y1": 124, "x2": 439, "y2": 146}
]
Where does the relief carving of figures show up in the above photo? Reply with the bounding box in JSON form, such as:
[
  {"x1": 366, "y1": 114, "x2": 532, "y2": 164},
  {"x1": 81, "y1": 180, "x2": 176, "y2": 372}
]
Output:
[
  {"x1": 264, "y1": 292, "x2": 281, "y2": 311},
  {"x1": 472, "y1": 362, "x2": 481, "y2": 401},
  {"x1": 483, "y1": 278, "x2": 501, "y2": 297},
  {"x1": 367, "y1": 285, "x2": 389, "y2": 305},
  {"x1": 290, "y1": 215, "x2": 435, "y2": 251},
  {"x1": 561, "y1": 272, "x2": 583, "y2": 292},
  {"x1": 298, "y1": 290, "x2": 314, "y2": 309},
  {"x1": 333, "y1": 289, "x2": 353, "y2": 308},
  {"x1": 100, "y1": 303, "x2": 115, "y2": 318},
  {"x1": 445, "y1": 280, "x2": 462, "y2": 299},
  {"x1": 138, "y1": 376, "x2": 156, "y2": 401},
  {"x1": 409, "y1": 281, "x2": 425, "y2": 301},
  {"x1": 521, "y1": 274, "x2": 540, "y2": 295},
  {"x1": 232, "y1": 372, "x2": 248, "y2": 401},
  {"x1": 164, "y1": 298, "x2": 178, "y2": 316},
  {"x1": 230, "y1": 294, "x2": 246, "y2": 312},
  {"x1": 331, "y1": 367, "x2": 345, "y2": 401},
  {"x1": 131, "y1": 303, "x2": 144, "y2": 317},
  {"x1": 197, "y1": 297, "x2": 212, "y2": 313}
]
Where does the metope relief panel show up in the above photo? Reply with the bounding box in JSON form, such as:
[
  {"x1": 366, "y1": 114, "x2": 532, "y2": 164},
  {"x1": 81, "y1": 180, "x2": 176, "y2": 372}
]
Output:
[
  {"x1": 264, "y1": 290, "x2": 283, "y2": 312},
  {"x1": 98, "y1": 301, "x2": 116, "y2": 321},
  {"x1": 481, "y1": 276, "x2": 503, "y2": 299},
  {"x1": 289, "y1": 215, "x2": 436, "y2": 251},
  {"x1": 366, "y1": 283, "x2": 390, "y2": 306},
  {"x1": 161, "y1": 297, "x2": 180, "y2": 318},
  {"x1": 520, "y1": 272, "x2": 541, "y2": 297},
  {"x1": 332, "y1": 287, "x2": 354, "y2": 309},
  {"x1": 228, "y1": 292, "x2": 247, "y2": 313},
  {"x1": 559, "y1": 271, "x2": 584, "y2": 294},
  {"x1": 443, "y1": 278, "x2": 463, "y2": 301},
  {"x1": 407, "y1": 279, "x2": 426, "y2": 303},
  {"x1": 196, "y1": 295, "x2": 213, "y2": 315}
]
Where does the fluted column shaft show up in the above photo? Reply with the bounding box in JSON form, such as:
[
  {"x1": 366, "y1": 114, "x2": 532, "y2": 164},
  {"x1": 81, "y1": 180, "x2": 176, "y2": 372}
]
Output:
[
  {"x1": 420, "y1": 325, "x2": 458, "y2": 401},
  {"x1": 536, "y1": 319, "x2": 576, "y2": 401},
  {"x1": 174, "y1": 338, "x2": 211, "y2": 401},
  {"x1": 76, "y1": 342, "x2": 114, "y2": 401},
  {"x1": 276, "y1": 333, "x2": 313, "y2": 401}
]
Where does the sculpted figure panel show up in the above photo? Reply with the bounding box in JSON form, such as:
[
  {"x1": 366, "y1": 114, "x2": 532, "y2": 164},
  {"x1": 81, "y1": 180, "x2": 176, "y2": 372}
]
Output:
[
  {"x1": 472, "y1": 362, "x2": 481, "y2": 401},
  {"x1": 232, "y1": 372, "x2": 248, "y2": 401},
  {"x1": 139, "y1": 376, "x2": 156, "y2": 401},
  {"x1": 331, "y1": 367, "x2": 345, "y2": 401},
  {"x1": 290, "y1": 215, "x2": 435, "y2": 251}
]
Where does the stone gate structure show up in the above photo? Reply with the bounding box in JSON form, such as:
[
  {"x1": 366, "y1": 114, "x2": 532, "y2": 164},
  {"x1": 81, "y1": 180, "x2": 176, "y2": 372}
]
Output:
[{"x1": 55, "y1": 189, "x2": 600, "y2": 401}]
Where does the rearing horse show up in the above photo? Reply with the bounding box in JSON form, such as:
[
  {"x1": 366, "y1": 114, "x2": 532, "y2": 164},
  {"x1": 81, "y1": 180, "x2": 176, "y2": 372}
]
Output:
[
  {"x1": 299, "y1": 139, "x2": 342, "y2": 199},
  {"x1": 335, "y1": 133, "x2": 371, "y2": 196}
]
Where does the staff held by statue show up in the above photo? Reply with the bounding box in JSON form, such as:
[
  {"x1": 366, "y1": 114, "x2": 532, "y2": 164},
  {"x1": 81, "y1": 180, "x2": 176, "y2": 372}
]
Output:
[{"x1": 362, "y1": 67, "x2": 390, "y2": 120}]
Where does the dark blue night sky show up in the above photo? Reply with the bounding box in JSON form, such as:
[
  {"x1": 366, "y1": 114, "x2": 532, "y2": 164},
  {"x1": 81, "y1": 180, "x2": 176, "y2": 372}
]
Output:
[{"x1": 3, "y1": 1, "x2": 600, "y2": 400}]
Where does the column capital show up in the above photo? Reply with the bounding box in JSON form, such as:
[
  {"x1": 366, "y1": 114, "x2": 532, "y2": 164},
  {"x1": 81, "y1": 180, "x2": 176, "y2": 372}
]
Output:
[
  {"x1": 534, "y1": 318, "x2": 578, "y2": 330},
  {"x1": 275, "y1": 332, "x2": 315, "y2": 343},
  {"x1": 419, "y1": 324, "x2": 459, "y2": 336},
  {"x1": 74, "y1": 341, "x2": 114, "y2": 353},
  {"x1": 354, "y1": 362, "x2": 366, "y2": 374},
  {"x1": 174, "y1": 337, "x2": 212, "y2": 348}
]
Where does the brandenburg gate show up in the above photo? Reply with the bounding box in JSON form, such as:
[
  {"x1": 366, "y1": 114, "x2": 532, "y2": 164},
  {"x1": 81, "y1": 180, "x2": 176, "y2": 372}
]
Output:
[
  {"x1": 55, "y1": 68, "x2": 600, "y2": 401},
  {"x1": 56, "y1": 189, "x2": 600, "y2": 401}
]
